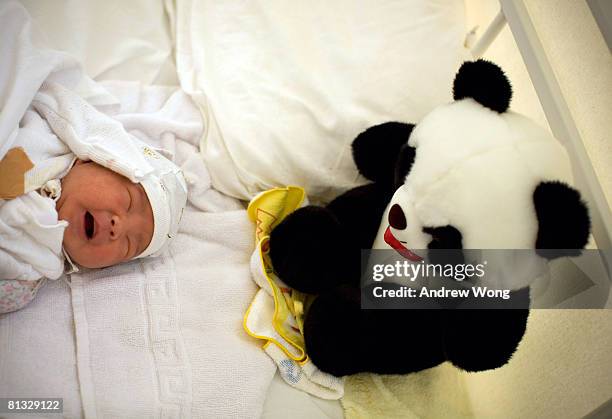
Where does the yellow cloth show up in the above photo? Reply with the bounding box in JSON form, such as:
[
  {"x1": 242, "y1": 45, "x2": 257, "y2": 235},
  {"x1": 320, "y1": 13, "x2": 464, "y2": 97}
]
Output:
[
  {"x1": 245, "y1": 186, "x2": 311, "y2": 353},
  {"x1": 243, "y1": 186, "x2": 344, "y2": 399}
]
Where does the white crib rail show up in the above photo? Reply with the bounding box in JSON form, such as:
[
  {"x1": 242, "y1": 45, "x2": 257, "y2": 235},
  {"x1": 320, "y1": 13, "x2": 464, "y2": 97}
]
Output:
[{"x1": 471, "y1": 0, "x2": 612, "y2": 280}]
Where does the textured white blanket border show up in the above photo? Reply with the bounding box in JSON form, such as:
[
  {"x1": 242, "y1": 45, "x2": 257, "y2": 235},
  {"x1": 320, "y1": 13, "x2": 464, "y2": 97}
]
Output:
[
  {"x1": 70, "y1": 274, "x2": 98, "y2": 419},
  {"x1": 142, "y1": 255, "x2": 193, "y2": 419},
  {"x1": 71, "y1": 253, "x2": 193, "y2": 419}
]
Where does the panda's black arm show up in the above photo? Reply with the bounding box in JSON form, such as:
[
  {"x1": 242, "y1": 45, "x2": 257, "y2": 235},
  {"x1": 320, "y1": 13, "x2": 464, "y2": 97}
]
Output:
[
  {"x1": 268, "y1": 182, "x2": 393, "y2": 293},
  {"x1": 326, "y1": 182, "x2": 393, "y2": 252},
  {"x1": 268, "y1": 205, "x2": 356, "y2": 294}
]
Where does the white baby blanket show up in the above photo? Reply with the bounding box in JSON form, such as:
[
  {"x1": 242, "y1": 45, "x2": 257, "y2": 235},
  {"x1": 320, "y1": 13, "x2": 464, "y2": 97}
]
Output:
[
  {"x1": 66, "y1": 82, "x2": 277, "y2": 419},
  {"x1": 69, "y1": 209, "x2": 274, "y2": 419}
]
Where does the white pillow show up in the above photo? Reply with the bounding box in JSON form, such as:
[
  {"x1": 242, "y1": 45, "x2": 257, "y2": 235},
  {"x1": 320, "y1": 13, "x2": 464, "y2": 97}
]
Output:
[
  {"x1": 176, "y1": 0, "x2": 471, "y2": 202},
  {"x1": 19, "y1": 0, "x2": 178, "y2": 85}
]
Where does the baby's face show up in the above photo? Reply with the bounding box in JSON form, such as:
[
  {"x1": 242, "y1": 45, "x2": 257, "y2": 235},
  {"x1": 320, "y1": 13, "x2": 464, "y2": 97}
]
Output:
[{"x1": 57, "y1": 160, "x2": 154, "y2": 268}]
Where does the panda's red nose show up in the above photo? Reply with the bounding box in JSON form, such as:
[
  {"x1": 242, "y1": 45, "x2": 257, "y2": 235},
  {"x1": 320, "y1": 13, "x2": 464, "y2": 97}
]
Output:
[{"x1": 388, "y1": 204, "x2": 407, "y2": 230}]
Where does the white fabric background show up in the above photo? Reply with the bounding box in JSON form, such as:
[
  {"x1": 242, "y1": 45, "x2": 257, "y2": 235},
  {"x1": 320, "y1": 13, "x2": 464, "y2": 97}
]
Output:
[{"x1": 19, "y1": 0, "x2": 179, "y2": 86}]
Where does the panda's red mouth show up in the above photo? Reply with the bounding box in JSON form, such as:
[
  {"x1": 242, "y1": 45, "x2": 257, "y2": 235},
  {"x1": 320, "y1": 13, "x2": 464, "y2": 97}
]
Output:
[{"x1": 383, "y1": 226, "x2": 423, "y2": 262}]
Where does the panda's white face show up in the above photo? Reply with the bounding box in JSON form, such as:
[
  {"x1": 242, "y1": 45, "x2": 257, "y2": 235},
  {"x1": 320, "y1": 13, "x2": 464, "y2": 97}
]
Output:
[
  {"x1": 379, "y1": 184, "x2": 429, "y2": 259},
  {"x1": 373, "y1": 99, "x2": 573, "y2": 254}
]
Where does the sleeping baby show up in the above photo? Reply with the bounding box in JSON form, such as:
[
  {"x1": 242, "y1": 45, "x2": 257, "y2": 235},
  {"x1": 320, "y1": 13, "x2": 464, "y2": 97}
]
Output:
[
  {"x1": 0, "y1": 1, "x2": 188, "y2": 314},
  {"x1": 0, "y1": 80, "x2": 187, "y2": 314}
]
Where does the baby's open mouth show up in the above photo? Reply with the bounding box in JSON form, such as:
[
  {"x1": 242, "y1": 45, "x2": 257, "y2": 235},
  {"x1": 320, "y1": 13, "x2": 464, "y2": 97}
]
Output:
[{"x1": 84, "y1": 211, "x2": 95, "y2": 239}]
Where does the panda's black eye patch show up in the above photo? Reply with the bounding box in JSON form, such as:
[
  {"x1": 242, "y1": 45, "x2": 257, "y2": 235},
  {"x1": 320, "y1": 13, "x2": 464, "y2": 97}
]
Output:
[
  {"x1": 388, "y1": 204, "x2": 407, "y2": 230},
  {"x1": 423, "y1": 225, "x2": 464, "y2": 266},
  {"x1": 423, "y1": 226, "x2": 463, "y2": 249}
]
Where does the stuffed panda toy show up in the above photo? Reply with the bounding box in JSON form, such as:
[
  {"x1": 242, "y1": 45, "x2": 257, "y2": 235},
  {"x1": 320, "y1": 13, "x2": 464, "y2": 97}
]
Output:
[{"x1": 269, "y1": 59, "x2": 591, "y2": 377}]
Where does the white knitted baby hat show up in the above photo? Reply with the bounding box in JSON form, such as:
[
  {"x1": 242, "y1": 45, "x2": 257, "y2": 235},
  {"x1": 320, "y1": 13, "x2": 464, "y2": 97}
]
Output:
[
  {"x1": 135, "y1": 143, "x2": 188, "y2": 258},
  {"x1": 32, "y1": 81, "x2": 188, "y2": 261}
]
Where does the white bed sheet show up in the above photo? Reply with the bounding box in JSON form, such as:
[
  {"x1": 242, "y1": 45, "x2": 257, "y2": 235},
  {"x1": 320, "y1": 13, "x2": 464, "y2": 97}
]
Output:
[
  {"x1": 262, "y1": 373, "x2": 344, "y2": 419},
  {"x1": 0, "y1": 279, "x2": 83, "y2": 418}
]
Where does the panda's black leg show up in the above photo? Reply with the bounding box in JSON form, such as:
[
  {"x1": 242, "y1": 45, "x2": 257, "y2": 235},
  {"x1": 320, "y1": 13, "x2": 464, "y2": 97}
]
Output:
[
  {"x1": 443, "y1": 288, "x2": 530, "y2": 372},
  {"x1": 269, "y1": 206, "x2": 359, "y2": 294},
  {"x1": 304, "y1": 284, "x2": 447, "y2": 376},
  {"x1": 302, "y1": 286, "x2": 365, "y2": 376},
  {"x1": 326, "y1": 182, "x2": 396, "y2": 253}
]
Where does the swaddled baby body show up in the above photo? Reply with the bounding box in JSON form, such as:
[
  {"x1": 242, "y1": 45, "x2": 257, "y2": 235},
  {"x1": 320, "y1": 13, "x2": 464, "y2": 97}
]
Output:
[
  {"x1": 1, "y1": 145, "x2": 187, "y2": 314},
  {"x1": 1, "y1": 160, "x2": 152, "y2": 312},
  {"x1": 1, "y1": 140, "x2": 187, "y2": 313}
]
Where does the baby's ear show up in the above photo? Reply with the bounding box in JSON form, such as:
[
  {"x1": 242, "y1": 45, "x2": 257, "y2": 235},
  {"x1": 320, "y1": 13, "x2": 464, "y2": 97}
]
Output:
[{"x1": 74, "y1": 159, "x2": 89, "y2": 166}]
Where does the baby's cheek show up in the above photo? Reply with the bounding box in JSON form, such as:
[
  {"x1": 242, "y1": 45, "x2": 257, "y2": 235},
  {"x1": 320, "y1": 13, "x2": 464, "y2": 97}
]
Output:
[
  {"x1": 94, "y1": 244, "x2": 127, "y2": 268},
  {"x1": 123, "y1": 237, "x2": 131, "y2": 260},
  {"x1": 65, "y1": 241, "x2": 126, "y2": 269},
  {"x1": 62, "y1": 229, "x2": 82, "y2": 262}
]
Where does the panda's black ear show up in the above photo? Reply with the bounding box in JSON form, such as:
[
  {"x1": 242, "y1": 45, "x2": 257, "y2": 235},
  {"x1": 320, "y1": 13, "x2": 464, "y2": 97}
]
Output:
[
  {"x1": 533, "y1": 181, "x2": 591, "y2": 259},
  {"x1": 453, "y1": 59, "x2": 512, "y2": 113},
  {"x1": 352, "y1": 122, "x2": 415, "y2": 186},
  {"x1": 393, "y1": 143, "x2": 417, "y2": 191}
]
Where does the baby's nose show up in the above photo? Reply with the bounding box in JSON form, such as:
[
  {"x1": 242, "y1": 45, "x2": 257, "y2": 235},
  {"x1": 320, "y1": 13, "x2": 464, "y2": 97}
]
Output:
[{"x1": 109, "y1": 215, "x2": 123, "y2": 240}]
